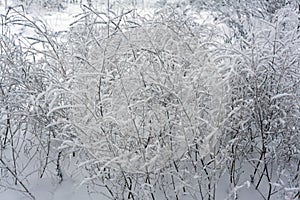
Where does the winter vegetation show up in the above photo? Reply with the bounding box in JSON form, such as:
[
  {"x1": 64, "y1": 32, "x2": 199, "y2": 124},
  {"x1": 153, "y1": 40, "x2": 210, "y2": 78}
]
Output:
[{"x1": 0, "y1": 0, "x2": 299, "y2": 199}]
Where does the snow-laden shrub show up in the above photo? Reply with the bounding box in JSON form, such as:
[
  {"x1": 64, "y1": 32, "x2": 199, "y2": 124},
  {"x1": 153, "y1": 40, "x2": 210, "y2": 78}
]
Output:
[
  {"x1": 220, "y1": 6, "x2": 300, "y2": 199},
  {"x1": 42, "y1": 6, "x2": 228, "y2": 199},
  {"x1": 0, "y1": 7, "x2": 70, "y2": 199},
  {"x1": 1, "y1": 2, "x2": 298, "y2": 200}
]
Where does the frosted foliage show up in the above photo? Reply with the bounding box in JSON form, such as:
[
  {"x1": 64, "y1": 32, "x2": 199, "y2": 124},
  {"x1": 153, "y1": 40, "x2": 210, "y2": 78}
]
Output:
[
  {"x1": 41, "y1": 8, "x2": 227, "y2": 199},
  {"x1": 1, "y1": 1, "x2": 299, "y2": 200},
  {"x1": 218, "y1": 6, "x2": 300, "y2": 200}
]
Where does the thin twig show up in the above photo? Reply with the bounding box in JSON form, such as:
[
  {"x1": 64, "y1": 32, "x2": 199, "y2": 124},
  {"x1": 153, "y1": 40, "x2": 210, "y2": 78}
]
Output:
[{"x1": 0, "y1": 158, "x2": 35, "y2": 199}]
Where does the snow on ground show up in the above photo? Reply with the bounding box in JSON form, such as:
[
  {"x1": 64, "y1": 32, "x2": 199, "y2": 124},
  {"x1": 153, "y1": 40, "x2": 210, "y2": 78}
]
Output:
[{"x1": 1, "y1": 176, "x2": 108, "y2": 200}]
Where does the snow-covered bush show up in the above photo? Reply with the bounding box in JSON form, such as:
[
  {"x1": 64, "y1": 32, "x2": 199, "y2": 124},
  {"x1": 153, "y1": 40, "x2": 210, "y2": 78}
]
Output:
[
  {"x1": 40, "y1": 5, "x2": 228, "y2": 199},
  {"x1": 1, "y1": 2, "x2": 299, "y2": 200},
  {"x1": 0, "y1": 7, "x2": 69, "y2": 199},
  {"x1": 219, "y1": 5, "x2": 300, "y2": 199},
  {"x1": 0, "y1": 17, "x2": 36, "y2": 199}
]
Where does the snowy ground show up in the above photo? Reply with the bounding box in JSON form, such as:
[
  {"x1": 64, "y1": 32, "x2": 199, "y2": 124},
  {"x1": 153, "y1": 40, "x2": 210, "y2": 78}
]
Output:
[{"x1": 1, "y1": 177, "x2": 108, "y2": 200}]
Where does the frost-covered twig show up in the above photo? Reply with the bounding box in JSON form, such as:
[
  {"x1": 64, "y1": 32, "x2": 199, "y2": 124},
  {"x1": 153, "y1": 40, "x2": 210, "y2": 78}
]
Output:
[{"x1": 0, "y1": 158, "x2": 35, "y2": 200}]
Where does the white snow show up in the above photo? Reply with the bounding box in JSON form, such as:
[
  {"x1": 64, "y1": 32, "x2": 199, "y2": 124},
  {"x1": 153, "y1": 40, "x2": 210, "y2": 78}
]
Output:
[{"x1": 1, "y1": 176, "x2": 108, "y2": 200}]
